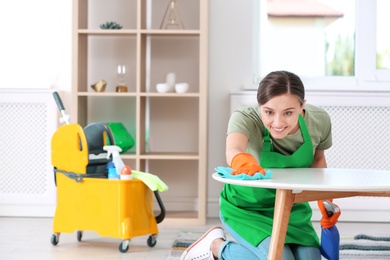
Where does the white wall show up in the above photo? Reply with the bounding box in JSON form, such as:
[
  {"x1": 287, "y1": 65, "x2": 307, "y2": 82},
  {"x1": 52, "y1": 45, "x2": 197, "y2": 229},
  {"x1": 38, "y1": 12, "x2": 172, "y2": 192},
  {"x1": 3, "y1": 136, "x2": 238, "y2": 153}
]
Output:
[
  {"x1": 207, "y1": 1, "x2": 255, "y2": 216},
  {"x1": 0, "y1": 1, "x2": 72, "y2": 216},
  {"x1": 0, "y1": 0, "x2": 72, "y2": 92}
]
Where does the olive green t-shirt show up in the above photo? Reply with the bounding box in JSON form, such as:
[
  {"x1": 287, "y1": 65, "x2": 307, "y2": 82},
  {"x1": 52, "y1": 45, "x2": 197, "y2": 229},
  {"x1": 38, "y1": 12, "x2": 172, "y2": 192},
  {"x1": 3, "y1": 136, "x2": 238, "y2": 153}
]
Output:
[{"x1": 227, "y1": 103, "x2": 332, "y2": 161}]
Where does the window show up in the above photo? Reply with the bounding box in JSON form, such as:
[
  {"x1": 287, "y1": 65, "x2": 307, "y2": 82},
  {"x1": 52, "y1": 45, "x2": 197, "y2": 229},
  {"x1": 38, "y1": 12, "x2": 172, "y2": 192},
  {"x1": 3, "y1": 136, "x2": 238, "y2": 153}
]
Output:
[
  {"x1": 253, "y1": 0, "x2": 390, "y2": 90},
  {"x1": 376, "y1": 0, "x2": 390, "y2": 70}
]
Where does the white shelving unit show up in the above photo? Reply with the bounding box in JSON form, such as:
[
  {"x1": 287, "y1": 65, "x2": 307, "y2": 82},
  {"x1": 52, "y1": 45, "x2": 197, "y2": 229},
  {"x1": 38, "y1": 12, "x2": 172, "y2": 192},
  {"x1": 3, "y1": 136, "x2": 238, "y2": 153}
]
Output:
[{"x1": 72, "y1": 0, "x2": 208, "y2": 225}]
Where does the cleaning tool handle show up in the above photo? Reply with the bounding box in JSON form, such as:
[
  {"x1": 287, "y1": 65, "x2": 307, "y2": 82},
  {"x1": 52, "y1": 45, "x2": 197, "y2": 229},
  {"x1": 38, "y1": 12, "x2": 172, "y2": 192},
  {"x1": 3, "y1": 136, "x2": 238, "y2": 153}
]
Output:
[
  {"x1": 52, "y1": 91, "x2": 70, "y2": 124},
  {"x1": 323, "y1": 200, "x2": 340, "y2": 217},
  {"x1": 53, "y1": 91, "x2": 65, "y2": 111},
  {"x1": 318, "y1": 199, "x2": 341, "y2": 229}
]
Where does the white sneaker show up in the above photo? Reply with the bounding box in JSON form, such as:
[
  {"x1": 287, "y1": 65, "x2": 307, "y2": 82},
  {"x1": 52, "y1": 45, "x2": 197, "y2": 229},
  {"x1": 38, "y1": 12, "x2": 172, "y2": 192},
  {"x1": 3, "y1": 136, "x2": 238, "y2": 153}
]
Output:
[{"x1": 180, "y1": 226, "x2": 226, "y2": 260}]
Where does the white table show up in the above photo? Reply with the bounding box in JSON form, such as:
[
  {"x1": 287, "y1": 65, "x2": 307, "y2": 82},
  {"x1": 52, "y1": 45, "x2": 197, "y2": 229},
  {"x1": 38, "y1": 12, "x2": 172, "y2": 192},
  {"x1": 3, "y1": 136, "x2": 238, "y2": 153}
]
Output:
[{"x1": 212, "y1": 168, "x2": 390, "y2": 260}]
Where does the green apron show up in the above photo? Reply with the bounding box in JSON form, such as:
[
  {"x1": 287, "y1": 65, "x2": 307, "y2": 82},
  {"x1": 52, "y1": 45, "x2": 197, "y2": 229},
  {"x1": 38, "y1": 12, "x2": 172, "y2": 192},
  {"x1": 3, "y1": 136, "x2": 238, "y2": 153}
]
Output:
[{"x1": 220, "y1": 115, "x2": 320, "y2": 247}]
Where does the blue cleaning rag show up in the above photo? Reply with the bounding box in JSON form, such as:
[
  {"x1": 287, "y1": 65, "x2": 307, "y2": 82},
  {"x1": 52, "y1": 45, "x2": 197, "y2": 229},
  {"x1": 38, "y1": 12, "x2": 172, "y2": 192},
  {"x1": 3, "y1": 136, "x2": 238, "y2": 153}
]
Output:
[
  {"x1": 215, "y1": 166, "x2": 272, "y2": 180},
  {"x1": 132, "y1": 170, "x2": 169, "y2": 192}
]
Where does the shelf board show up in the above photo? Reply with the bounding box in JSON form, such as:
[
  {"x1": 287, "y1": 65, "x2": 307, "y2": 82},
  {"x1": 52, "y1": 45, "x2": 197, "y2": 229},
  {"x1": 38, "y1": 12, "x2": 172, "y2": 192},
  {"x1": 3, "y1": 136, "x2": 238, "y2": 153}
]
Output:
[
  {"x1": 140, "y1": 153, "x2": 199, "y2": 160},
  {"x1": 100, "y1": 153, "x2": 199, "y2": 160},
  {"x1": 77, "y1": 29, "x2": 201, "y2": 36},
  {"x1": 119, "y1": 154, "x2": 137, "y2": 160},
  {"x1": 78, "y1": 29, "x2": 137, "y2": 35},
  {"x1": 77, "y1": 92, "x2": 137, "y2": 97},
  {"x1": 141, "y1": 92, "x2": 200, "y2": 97},
  {"x1": 140, "y1": 29, "x2": 201, "y2": 36},
  {"x1": 76, "y1": 92, "x2": 199, "y2": 97}
]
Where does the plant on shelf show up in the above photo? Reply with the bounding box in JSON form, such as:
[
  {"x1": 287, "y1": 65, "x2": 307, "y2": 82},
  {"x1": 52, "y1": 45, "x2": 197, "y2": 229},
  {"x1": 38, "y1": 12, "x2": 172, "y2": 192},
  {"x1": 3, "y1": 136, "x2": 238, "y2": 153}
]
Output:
[{"x1": 100, "y1": 21, "x2": 123, "y2": 29}]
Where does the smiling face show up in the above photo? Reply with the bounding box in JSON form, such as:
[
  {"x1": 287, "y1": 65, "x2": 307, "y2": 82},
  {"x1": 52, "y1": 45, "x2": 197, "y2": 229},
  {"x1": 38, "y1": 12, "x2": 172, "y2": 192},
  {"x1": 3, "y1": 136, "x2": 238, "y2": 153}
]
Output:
[{"x1": 260, "y1": 93, "x2": 305, "y2": 139}]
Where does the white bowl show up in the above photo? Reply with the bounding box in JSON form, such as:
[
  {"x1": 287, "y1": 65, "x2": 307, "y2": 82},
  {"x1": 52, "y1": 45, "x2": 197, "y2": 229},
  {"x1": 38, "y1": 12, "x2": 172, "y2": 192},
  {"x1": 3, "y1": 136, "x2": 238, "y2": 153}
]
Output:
[
  {"x1": 156, "y1": 83, "x2": 171, "y2": 93},
  {"x1": 175, "y1": 83, "x2": 189, "y2": 93},
  {"x1": 166, "y1": 72, "x2": 176, "y2": 88}
]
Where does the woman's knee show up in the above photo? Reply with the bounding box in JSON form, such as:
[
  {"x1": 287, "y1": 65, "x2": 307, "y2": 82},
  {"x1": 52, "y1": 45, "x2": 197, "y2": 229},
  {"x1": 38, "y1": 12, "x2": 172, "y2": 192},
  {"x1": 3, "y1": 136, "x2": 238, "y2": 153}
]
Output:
[
  {"x1": 290, "y1": 244, "x2": 321, "y2": 260},
  {"x1": 257, "y1": 237, "x2": 295, "y2": 260}
]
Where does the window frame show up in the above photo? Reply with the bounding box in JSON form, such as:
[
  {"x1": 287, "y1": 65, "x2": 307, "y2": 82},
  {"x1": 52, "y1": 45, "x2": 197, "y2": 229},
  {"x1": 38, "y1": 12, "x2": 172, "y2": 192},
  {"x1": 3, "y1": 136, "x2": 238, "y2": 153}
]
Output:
[{"x1": 253, "y1": 0, "x2": 390, "y2": 92}]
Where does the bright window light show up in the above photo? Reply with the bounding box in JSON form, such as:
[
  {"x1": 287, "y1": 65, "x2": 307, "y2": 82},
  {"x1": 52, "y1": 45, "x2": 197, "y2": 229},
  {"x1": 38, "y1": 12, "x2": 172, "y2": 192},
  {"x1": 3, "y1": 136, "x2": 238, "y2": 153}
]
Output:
[{"x1": 253, "y1": 0, "x2": 390, "y2": 90}]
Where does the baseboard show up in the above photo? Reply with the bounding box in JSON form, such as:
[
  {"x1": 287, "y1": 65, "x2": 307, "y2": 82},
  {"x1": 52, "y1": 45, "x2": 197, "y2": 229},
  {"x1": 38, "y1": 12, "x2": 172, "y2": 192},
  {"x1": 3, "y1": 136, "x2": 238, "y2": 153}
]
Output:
[
  {"x1": 208, "y1": 197, "x2": 390, "y2": 222},
  {"x1": 154, "y1": 196, "x2": 199, "y2": 212},
  {"x1": 3, "y1": 196, "x2": 389, "y2": 222},
  {"x1": 207, "y1": 198, "x2": 220, "y2": 218}
]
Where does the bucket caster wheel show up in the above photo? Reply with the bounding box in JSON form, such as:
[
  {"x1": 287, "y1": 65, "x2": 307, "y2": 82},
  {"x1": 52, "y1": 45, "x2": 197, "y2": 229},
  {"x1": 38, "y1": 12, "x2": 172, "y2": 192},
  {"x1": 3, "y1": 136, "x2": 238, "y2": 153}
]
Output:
[
  {"x1": 147, "y1": 235, "x2": 157, "y2": 247},
  {"x1": 77, "y1": 231, "x2": 83, "y2": 242},
  {"x1": 119, "y1": 240, "x2": 130, "y2": 253},
  {"x1": 51, "y1": 233, "x2": 60, "y2": 246}
]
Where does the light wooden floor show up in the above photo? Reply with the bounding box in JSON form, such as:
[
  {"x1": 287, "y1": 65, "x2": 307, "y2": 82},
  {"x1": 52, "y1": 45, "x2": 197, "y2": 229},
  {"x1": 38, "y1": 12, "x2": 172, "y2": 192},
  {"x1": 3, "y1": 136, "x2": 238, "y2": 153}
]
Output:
[{"x1": 1, "y1": 217, "x2": 389, "y2": 259}]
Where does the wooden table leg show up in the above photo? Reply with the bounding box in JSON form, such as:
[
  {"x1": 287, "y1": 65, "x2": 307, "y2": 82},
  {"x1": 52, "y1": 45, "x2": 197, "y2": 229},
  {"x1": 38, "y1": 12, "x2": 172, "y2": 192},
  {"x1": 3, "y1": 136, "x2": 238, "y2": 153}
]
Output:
[{"x1": 268, "y1": 189, "x2": 295, "y2": 260}]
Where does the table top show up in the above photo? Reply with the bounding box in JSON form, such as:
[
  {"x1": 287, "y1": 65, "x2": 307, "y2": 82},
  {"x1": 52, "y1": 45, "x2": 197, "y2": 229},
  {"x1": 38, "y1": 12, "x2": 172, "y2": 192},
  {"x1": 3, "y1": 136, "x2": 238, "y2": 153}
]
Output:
[{"x1": 212, "y1": 168, "x2": 390, "y2": 192}]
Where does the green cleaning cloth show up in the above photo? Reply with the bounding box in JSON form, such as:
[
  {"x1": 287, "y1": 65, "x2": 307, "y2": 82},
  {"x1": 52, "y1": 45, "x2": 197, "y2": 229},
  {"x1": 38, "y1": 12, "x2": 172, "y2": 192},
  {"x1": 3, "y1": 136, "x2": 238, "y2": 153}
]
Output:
[{"x1": 132, "y1": 170, "x2": 169, "y2": 192}]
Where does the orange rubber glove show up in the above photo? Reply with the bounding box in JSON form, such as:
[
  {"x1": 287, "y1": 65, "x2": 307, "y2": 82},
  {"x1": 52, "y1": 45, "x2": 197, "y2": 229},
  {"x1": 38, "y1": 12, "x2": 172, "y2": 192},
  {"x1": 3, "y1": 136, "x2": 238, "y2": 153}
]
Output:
[
  {"x1": 231, "y1": 153, "x2": 266, "y2": 176},
  {"x1": 318, "y1": 199, "x2": 341, "y2": 229}
]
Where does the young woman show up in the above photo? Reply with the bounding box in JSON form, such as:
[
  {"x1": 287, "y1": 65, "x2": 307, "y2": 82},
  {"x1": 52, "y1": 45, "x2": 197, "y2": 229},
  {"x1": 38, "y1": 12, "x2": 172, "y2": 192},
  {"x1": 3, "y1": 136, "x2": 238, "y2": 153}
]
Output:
[{"x1": 181, "y1": 71, "x2": 333, "y2": 260}]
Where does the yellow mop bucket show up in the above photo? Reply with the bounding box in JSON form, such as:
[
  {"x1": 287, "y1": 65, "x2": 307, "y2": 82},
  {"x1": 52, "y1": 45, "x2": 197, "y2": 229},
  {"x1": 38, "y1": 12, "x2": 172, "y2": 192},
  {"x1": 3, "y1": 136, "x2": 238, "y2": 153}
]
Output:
[
  {"x1": 50, "y1": 123, "x2": 165, "y2": 253},
  {"x1": 52, "y1": 173, "x2": 158, "y2": 241}
]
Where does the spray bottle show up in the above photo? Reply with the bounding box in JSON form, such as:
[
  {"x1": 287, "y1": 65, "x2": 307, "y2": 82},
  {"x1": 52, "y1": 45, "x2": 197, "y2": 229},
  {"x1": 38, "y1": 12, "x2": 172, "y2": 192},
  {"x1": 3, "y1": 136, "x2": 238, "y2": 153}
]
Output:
[
  {"x1": 106, "y1": 161, "x2": 119, "y2": 179},
  {"x1": 103, "y1": 145, "x2": 125, "y2": 177}
]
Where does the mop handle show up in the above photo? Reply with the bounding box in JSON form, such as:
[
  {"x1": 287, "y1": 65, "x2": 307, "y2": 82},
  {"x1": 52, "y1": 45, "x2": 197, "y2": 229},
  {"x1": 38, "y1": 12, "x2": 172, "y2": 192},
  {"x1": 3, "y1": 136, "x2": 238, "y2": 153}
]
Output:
[
  {"x1": 53, "y1": 91, "x2": 70, "y2": 125},
  {"x1": 53, "y1": 91, "x2": 65, "y2": 111}
]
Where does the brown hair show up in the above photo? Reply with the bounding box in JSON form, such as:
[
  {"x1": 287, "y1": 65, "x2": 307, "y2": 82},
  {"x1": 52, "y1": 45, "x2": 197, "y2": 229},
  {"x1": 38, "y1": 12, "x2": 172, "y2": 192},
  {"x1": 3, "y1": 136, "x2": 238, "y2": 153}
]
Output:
[{"x1": 257, "y1": 71, "x2": 305, "y2": 105}]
